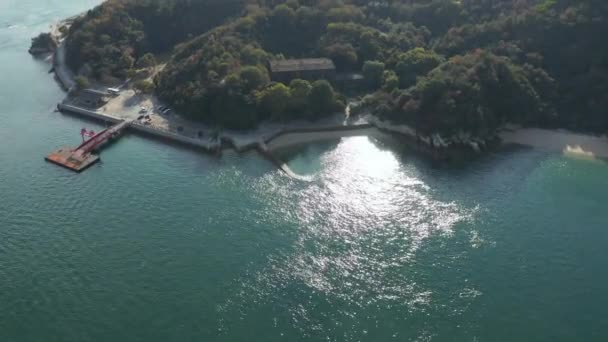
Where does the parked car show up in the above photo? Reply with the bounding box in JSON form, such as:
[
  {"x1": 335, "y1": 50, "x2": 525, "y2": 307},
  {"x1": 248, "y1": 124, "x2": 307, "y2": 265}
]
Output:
[{"x1": 107, "y1": 88, "x2": 120, "y2": 96}]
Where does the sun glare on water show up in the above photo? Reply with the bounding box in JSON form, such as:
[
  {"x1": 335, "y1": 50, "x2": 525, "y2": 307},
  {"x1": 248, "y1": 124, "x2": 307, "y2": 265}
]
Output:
[{"x1": 225, "y1": 137, "x2": 477, "y2": 336}]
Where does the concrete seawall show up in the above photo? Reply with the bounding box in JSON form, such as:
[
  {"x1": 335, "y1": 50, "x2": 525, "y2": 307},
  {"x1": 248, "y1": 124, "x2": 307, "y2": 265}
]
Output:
[
  {"x1": 58, "y1": 104, "x2": 221, "y2": 152},
  {"x1": 57, "y1": 104, "x2": 385, "y2": 179},
  {"x1": 58, "y1": 104, "x2": 383, "y2": 154},
  {"x1": 52, "y1": 42, "x2": 75, "y2": 91},
  {"x1": 57, "y1": 103, "x2": 441, "y2": 178},
  {"x1": 58, "y1": 104, "x2": 122, "y2": 123},
  {"x1": 130, "y1": 123, "x2": 221, "y2": 151}
]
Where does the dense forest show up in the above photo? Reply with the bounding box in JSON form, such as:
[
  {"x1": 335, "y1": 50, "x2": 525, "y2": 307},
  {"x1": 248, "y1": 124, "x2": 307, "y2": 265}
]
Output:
[{"x1": 63, "y1": 0, "x2": 608, "y2": 134}]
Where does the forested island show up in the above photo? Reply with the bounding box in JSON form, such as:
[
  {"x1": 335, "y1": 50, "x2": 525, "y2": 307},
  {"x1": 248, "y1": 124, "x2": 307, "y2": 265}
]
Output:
[{"x1": 45, "y1": 0, "x2": 608, "y2": 139}]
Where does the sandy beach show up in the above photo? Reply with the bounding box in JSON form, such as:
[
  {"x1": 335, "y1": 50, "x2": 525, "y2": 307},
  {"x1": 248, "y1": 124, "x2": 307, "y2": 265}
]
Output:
[
  {"x1": 500, "y1": 128, "x2": 608, "y2": 159},
  {"x1": 266, "y1": 124, "x2": 608, "y2": 161}
]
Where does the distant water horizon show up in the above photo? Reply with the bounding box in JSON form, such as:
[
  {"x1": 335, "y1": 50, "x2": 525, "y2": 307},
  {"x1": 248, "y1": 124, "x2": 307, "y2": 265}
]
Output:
[{"x1": 2, "y1": 1, "x2": 608, "y2": 341}]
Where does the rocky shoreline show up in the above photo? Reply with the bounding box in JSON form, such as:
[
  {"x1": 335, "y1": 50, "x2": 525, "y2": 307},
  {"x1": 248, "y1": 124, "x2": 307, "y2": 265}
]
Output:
[{"x1": 28, "y1": 33, "x2": 57, "y2": 55}]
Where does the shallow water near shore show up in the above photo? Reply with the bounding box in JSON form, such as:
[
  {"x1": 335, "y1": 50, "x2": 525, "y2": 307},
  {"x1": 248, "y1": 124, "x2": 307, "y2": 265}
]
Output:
[{"x1": 2, "y1": 1, "x2": 608, "y2": 342}]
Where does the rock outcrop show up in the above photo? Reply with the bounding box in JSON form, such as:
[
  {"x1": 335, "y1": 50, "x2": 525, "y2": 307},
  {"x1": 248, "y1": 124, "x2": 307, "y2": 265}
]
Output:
[{"x1": 29, "y1": 33, "x2": 58, "y2": 55}]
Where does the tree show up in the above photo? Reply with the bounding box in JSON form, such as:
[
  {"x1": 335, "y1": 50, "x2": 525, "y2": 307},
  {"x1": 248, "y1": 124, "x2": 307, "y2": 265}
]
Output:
[
  {"x1": 256, "y1": 83, "x2": 291, "y2": 121},
  {"x1": 225, "y1": 73, "x2": 241, "y2": 89},
  {"x1": 263, "y1": 4, "x2": 298, "y2": 53},
  {"x1": 362, "y1": 60, "x2": 385, "y2": 89},
  {"x1": 119, "y1": 52, "x2": 136, "y2": 71},
  {"x1": 395, "y1": 52, "x2": 555, "y2": 135},
  {"x1": 136, "y1": 53, "x2": 156, "y2": 69},
  {"x1": 358, "y1": 30, "x2": 381, "y2": 62},
  {"x1": 64, "y1": 0, "x2": 245, "y2": 80},
  {"x1": 239, "y1": 66, "x2": 269, "y2": 93},
  {"x1": 383, "y1": 70, "x2": 399, "y2": 92},
  {"x1": 29, "y1": 33, "x2": 57, "y2": 54},
  {"x1": 134, "y1": 80, "x2": 155, "y2": 94},
  {"x1": 270, "y1": 4, "x2": 296, "y2": 26},
  {"x1": 210, "y1": 91, "x2": 257, "y2": 129},
  {"x1": 240, "y1": 45, "x2": 267, "y2": 66},
  {"x1": 78, "y1": 0, "x2": 608, "y2": 134},
  {"x1": 327, "y1": 5, "x2": 365, "y2": 23},
  {"x1": 323, "y1": 43, "x2": 358, "y2": 71},
  {"x1": 74, "y1": 75, "x2": 89, "y2": 90},
  {"x1": 127, "y1": 69, "x2": 138, "y2": 79},
  {"x1": 235, "y1": 16, "x2": 256, "y2": 34},
  {"x1": 308, "y1": 80, "x2": 344, "y2": 119},
  {"x1": 288, "y1": 79, "x2": 312, "y2": 117},
  {"x1": 395, "y1": 48, "x2": 444, "y2": 89}
]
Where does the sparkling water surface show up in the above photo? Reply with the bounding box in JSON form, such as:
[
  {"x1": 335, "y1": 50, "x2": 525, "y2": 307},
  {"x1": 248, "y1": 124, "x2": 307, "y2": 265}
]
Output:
[{"x1": 1, "y1": 1, "x2": 608, "y2": 341}]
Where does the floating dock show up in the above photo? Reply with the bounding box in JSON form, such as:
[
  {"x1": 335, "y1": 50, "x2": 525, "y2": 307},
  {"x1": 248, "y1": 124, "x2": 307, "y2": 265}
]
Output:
[
  {"x1": 45, "y1": 120, "x2": 131, "y2": 172},
  {"x1": 45, "y1": 146, "x2": 101, "y2": 172}
]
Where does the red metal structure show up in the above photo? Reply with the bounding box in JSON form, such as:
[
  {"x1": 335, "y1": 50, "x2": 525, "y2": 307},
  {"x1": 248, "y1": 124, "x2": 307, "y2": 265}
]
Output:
[
  {"x1": 74, "y1": 121, "x2": 130, "y2": 156},
  {"x1": 46, "y1": 120, "x2": 132, "y2": 172}
]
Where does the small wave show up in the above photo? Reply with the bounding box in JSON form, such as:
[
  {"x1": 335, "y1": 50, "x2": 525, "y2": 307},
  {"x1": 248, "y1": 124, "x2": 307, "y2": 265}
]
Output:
[
  {"x1": 459, "y1": 287, "x2": 483, "y2": 299},
  {"x1": 469, "y1": 230, "x2": 484, "y2": 248}
]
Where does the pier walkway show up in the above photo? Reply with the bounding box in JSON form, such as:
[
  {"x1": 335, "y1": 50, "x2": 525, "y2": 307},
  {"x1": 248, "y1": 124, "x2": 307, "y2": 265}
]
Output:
[
  {"x1": 73, "y1": 120, "x2": 131, "y2": 156},
  {"x1": 45, "y1": 119, "x2": 132, "y2": 172}
]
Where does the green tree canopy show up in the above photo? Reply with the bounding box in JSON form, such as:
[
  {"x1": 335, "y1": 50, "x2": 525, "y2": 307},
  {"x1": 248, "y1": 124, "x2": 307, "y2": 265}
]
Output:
[
  {"x1": 257, "y1": 83, "x2": 291, "y2": 122},
  {"x1": 362, "y1": 60, "x2": 385, "y2": 89},
  {"x1": 136, "y1": 53, "x2": 156, "y2": 69},
  {"x1": 67, "y1": 0, "x2": 608, "y2": 133},
  {"x1": 308, "y1": 80, "x2": 344, "y2": 119},
  {"x1": 288, "y1": 79, "x2": 313, "y2": 118},
  {"x1": 394, "y1": 48, "x2": 444, "y2": 89},
  {"x1": 74, "y1": 75, "x2": 89, "y2": 90},
  {"x1": 396, "y1": 51, "x2": 555, "y2": 135},
  {"x1": 239, "y1": 66, "x2": 269, "y2": 93},
  {"x1": 134, "y1": 79, "x2": 155, "y2": 94}
]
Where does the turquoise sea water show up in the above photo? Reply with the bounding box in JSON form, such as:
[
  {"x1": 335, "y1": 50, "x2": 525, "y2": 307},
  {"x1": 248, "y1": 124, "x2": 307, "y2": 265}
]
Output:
[{"x1": 2, "y1": 1, "x2": 608, "y2": 341}]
